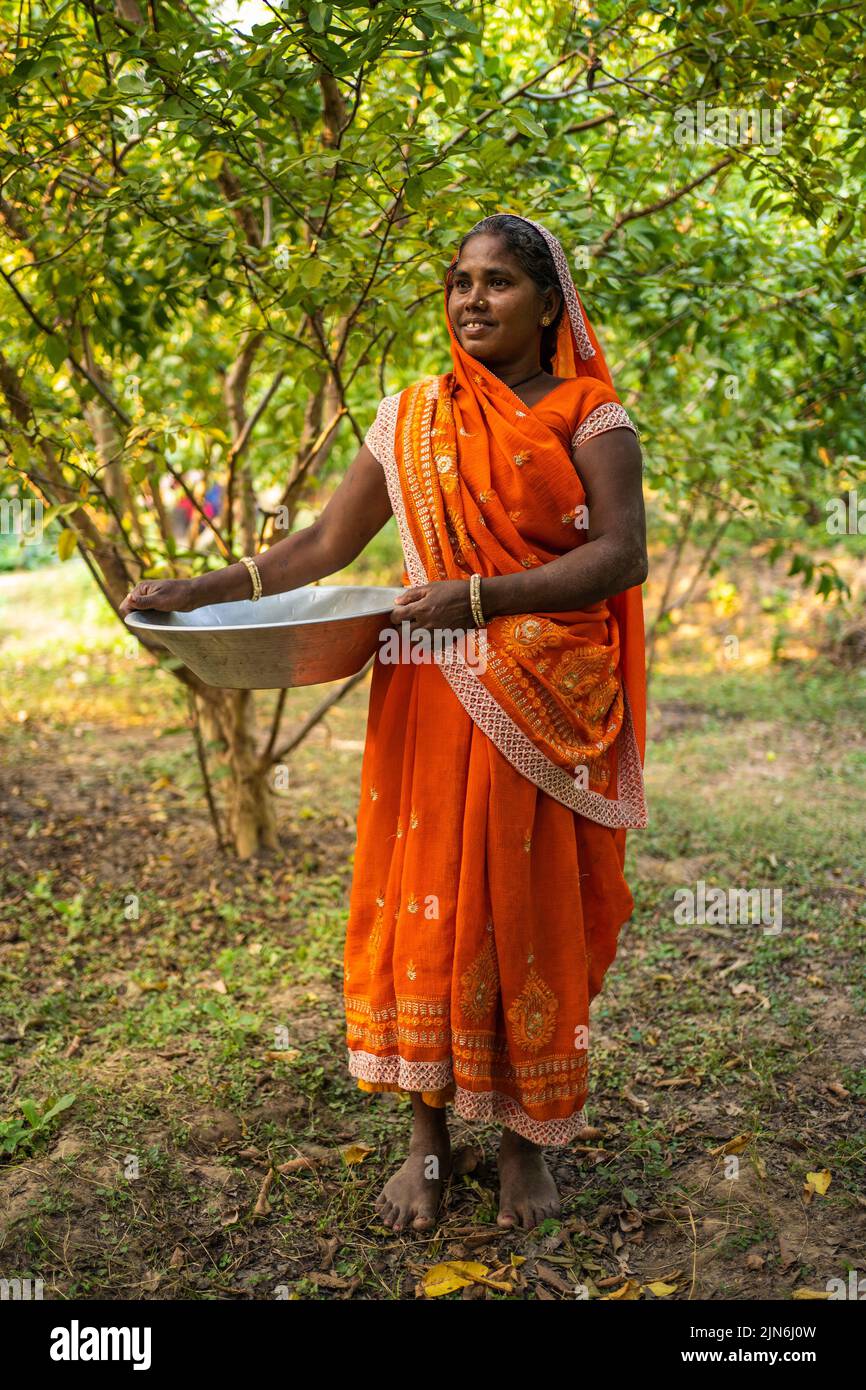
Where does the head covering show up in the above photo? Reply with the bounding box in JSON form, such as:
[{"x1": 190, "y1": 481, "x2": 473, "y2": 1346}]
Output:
[{"x1": 444, "y1": 212, "x2": 614, "y2": 388}]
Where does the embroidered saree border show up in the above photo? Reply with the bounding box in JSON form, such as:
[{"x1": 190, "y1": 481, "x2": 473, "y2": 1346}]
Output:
[
  {"x1": 365, "y1": 381, "x2": 649, "y2": 829},
  {"x1": 346, "y1": 1048, "x2": 591, "y2": 1146},
  {"x1": 571, "y1": 400, "x2": 639, "y2": 452}
]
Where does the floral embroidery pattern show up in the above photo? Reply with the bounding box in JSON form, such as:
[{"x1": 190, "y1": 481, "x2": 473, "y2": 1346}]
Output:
[
  {"x1": 551, "y1": 646, "x2": 611, "y2": 702},
  {"x1": 507, "y1": 966, "x2": 559, "y2": 1053},
  {"x1": 459, "y1": 934, "x2": 499, "y2": 1023},
  {"x1": 368, "y1": 894, "x2": 385, "y2": 970},
  {"x1": 434, "y1": 451, "x2": 458, "y2": 493},
  {"x1": 499, "y1": 616, "x2": 564, "y2": 660}
]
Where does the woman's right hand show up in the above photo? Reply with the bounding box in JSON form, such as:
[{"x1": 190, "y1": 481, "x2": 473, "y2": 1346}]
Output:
[{"x1": 119, "y1": 577, "x2": 197, "y2": 617}]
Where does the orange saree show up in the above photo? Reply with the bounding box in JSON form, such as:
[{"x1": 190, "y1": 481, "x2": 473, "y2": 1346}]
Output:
[{"x1": 344, "y1": 214, "x2": 647, "y2": 1144}]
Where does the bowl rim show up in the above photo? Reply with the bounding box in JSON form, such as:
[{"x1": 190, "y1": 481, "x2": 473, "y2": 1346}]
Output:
[{"x1": 123, "y1": 583, "x2": 403, "y2": 635}]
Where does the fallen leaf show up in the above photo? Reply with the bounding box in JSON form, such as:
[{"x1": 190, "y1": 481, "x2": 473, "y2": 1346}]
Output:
[
  {"x1": 535, "y1": 1263, "x2": 574, "y2": 1294},
  {"x1": 645, "y1": 1280, "x2": 677, "y2": 1296},
  {"x1": 803, "y1": 1169, "x2": 831, "y2": 1201},
  {"x1": 603, "y1": 1278, "x2": 641, "y2": 1300},
  {"x1": 308, "y1": 1271, "x2": 350, "y2": 1289},
  {"x1": 708, "y1": 1132, "x2": 753, "y2": 1157},
  {"x1": 622, "y1": 1086, "x2": 649, "y2": 1113},
  {"x1": 253, "y1": 1169, "x2": 274, "y2": 1216},
  {"x1": 276, "y1": 1155, "x2": 315, "y2": 1175},
  {"x1": 423, "y1": 1261, "x2": 491, "y2": 1297},
  {"x1": 341, "y1": 1143, "x2": 374, "y2": 1165}
]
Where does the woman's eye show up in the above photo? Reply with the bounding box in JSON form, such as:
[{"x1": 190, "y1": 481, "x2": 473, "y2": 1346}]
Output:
[{"x1": 455, "y1": 280, "x2": 506, "y2": 290}]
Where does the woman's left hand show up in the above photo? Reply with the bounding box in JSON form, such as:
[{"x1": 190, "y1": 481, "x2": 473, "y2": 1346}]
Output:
[{"x1": 390, "y1": 579, "x2": 475, "y2": 633}]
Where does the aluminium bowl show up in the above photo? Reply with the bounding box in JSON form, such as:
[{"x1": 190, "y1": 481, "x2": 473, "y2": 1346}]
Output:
[{"x1": 124, "y1": 584, "x2": 402, "y2": 690}]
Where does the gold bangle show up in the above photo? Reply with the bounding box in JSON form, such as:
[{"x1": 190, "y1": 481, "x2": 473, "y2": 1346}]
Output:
[
  {"x1": 240, "y1": 554, "x2": 263, "y2": 601},
  {"x1": 469, "y1": 572, "x2": 486, "y2": 627}
]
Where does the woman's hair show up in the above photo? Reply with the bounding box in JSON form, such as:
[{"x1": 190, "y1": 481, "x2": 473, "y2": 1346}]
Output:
[{"x1": 446, "y1": 214, "x2": 565, "y2": 372}]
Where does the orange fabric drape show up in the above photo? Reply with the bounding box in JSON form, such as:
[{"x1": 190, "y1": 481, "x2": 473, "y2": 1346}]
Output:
[{"x1": 344, "y1": 214, "x2": 647, "y2": 1144}]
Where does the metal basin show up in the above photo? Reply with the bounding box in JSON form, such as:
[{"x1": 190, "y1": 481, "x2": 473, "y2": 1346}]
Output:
[{"x1": 124, "y1": 584, "x2": 402, "y2": 689}]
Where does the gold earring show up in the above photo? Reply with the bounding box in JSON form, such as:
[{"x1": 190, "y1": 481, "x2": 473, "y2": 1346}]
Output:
[{"x1": 541, "y1": 315, "x2": 551, "y2": 326}]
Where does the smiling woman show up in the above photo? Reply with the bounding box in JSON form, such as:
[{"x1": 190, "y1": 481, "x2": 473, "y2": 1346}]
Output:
[
  {"x1": 346, "y1": 213, "x2": 648, "y2": 1232},
  {"x1": 120, "y1": 211, "x2": 647, "y2": 1235}
]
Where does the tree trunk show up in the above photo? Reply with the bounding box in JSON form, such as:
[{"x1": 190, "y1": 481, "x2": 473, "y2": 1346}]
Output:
[{"x1": 196, "y1": 688, "x2": 278, "y2": 860}]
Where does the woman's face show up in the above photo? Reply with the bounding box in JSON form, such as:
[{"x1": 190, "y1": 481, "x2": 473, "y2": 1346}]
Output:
[{"x1": 447, "y1": 232, "x2": 560, "y2": 367}]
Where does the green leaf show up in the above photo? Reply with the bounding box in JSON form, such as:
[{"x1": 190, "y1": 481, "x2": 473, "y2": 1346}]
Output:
[
  {"x1": 510, "y1": 108, "x2": 547, "y2": 140},
  {"x1": 39, "y1": 1093, "x2": 76, "y2": 1125},
  {"x1": 243, "y1": 91, "x2": 271, "y2": 120},
  {"x1": 44, "y1": 336, "x2": 68, "y2": 371},
  {"x1": 20, "y1": 1099, "x2": 39, "y2": 1127},
  {"x1": 57, "y1": 529, "x2": 77, "y2": 561},
  {"x1": 300, "y1": 257, "x2": 325, "y2": 287}
]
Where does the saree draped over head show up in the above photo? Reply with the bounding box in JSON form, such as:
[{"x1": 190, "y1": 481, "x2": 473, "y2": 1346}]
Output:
[{"x1": 344, "y1": 213, "x2": 648, "y2": 1145}]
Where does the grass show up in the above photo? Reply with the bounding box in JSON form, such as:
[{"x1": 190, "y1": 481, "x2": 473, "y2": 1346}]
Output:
[{"x1": 0, "y1": 555, "x2": 864, "y2": 1300}]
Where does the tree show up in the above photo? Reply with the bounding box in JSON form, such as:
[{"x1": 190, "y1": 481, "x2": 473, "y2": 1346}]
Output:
[{"x1": 2, "y1": 0, "x2": 864, "y2": 853}]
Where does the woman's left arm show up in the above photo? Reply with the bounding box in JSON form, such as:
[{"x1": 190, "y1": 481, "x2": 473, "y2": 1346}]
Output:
[
  {"x1": 482, "y1": 426, "x2": 647, "y2": 617},
  {"x1": 393, "y1": 427, "x2": 646, "y2": 630}
]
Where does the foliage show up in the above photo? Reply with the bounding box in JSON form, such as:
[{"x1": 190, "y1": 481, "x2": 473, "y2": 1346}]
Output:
[
  {"x1": 1, "y1": 0, "x2": 864, "y2": 846},
  {"x1": 0, "y1": 1092, "x2": 76, "y2": 1158}
]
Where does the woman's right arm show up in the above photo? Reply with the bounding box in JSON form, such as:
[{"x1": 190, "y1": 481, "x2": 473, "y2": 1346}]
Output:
[{"x1": 119, "y1": 442, "x2": 392, "y2": 615}]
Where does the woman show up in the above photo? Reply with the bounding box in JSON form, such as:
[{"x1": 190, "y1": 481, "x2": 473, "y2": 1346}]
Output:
[{"x1": 121, "y1": 212, "x2": 648, "y2": 1234}]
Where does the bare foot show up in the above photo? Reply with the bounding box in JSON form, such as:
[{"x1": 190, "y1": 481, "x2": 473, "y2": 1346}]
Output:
[
  {"x1": 496, "y1": 1128, "x2": 561, "y2": 1230},
  {"x1": 375, "y1": 1096, "x2": 451, "y2": 1233}
]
